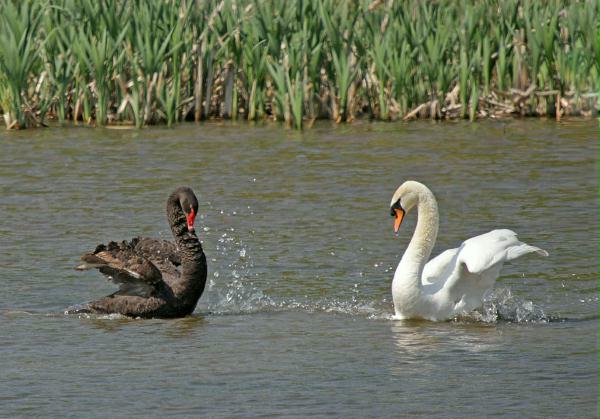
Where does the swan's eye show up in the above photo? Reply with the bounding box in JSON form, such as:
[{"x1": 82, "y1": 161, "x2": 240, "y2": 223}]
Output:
[{"x1": 390, "y1": 199, "x2": 403, "y2": 216}]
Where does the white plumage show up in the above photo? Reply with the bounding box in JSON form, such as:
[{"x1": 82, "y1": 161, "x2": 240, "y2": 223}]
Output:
[{"x1": 390, "y1": 181, "x2": 548, "y2": 321}]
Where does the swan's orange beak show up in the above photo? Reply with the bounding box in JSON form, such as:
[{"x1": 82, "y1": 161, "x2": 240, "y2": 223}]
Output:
[
  {"x1": 394, "y1": 208, "x2": 405, "y2": 233},
  {"x1": 186, "y1": 208, "x2": 196, "y2": 232}
]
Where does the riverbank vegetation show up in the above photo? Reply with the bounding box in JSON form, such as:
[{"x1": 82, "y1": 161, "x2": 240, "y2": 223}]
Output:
[{"x1": 0, "y1": 0, "x2": 597, "y2": 129}]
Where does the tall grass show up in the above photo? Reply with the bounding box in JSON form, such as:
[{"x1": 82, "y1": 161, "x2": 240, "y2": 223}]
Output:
[{"x1": 0, "y1": 0, "x2": 597, "y2": 129}]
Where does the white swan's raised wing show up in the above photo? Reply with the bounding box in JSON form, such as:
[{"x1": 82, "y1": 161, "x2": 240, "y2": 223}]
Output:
[{"x1": 441, "y1": 229, "x2": 548, "y2": 298}]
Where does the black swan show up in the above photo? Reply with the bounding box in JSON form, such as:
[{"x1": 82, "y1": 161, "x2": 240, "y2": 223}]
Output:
[{"x1": 73, "y1": 187, "x2": 207, "y2": 318}]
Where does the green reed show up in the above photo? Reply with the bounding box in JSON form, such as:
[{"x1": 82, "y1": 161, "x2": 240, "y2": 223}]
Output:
[
  {"x1": 0, "y1": 1, "x2": 42, "y2": 128},
  {"x1": 0, "y1": 0, "x2": 597, "y2": 129}
]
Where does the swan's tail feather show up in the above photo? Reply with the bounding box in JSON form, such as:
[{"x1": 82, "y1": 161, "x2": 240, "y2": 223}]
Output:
[{"x1": 506, "y1": 243, "x2": 549, "y2": 261}]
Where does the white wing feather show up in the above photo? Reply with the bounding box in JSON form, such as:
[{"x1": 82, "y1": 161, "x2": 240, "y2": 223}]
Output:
[
  {"x1": 422, "y1": 248, "x2": 459, "y2": 285},
  {"x1": 439, "y1": 229, "x2": 548, "y2": 297}
]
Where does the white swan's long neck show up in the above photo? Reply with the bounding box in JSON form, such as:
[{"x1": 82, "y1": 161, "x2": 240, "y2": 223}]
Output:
[{"x1": 395, "y1": 187, "x2": 439, "y2": 288}]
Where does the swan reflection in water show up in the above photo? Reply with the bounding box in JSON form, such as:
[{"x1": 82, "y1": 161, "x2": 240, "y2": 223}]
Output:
[{"x1": 388, "y1": 320, "x2": 503, "y2": 370}]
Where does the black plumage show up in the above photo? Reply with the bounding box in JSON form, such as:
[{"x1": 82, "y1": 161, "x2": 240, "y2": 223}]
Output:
[{"x1": 73, "y1": 187, "x2": 207, "y2": 318}]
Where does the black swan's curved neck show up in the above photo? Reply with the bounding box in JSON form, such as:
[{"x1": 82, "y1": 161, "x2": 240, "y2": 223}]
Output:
[
  {"x1": 166, "y1": 189, "x2": 207, "y2": 309},
  {"x1": 166, "y1": 191, "x2": 203, "y2": 263}
]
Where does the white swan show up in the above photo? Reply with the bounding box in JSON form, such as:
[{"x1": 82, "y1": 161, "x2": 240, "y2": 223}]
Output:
[{"x1": 389, "y1": 181, "x2": 548, "y2": 321}]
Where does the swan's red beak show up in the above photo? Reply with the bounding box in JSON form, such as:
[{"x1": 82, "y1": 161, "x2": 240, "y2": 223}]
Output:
[
  {"x1": 186, "y1": 208, "x2": 196, "y2": 232},
  {"x1": 394, "y1": 208, "x2": 405, "y2": 233}
]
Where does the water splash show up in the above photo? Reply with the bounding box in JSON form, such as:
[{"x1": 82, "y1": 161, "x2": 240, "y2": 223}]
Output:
[
  {"x1": 458, "y1": 288, "x2": 549, "y2": 323},
  {"x1": 203, "y1": 277, "x2": 551, "y2": 324},
  {"x1": 62, "y1": 306, "x2": 130, "y2": 320},
  {"x1": 204, "y1": 291, "x2": 390, "y2": 319},
  {"x1": 199, "y1": 222, "x2": 395, "y2": 318},
  {"x1": 204, "y1": 278, "x2": 276, "y2": 314}
]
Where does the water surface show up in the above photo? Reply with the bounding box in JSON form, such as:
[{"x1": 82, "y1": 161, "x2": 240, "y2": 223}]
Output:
[{"x1": 0, "y1": 120, "x2": 598, "y2": 418}]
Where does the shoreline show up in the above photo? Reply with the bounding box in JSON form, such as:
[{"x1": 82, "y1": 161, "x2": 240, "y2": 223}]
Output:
[{"x1": 2, "y1": 112, "x2": 596, "y2": 132}]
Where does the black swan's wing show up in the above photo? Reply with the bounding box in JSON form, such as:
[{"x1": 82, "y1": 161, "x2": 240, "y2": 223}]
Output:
[
  {"x1": 130, "y1": 237, "x2": 181, "y2": 277},
  {"x1": 132, "y1": 237, "x2": 181, "y2": 266},
  {"x1": 76, "y1": 240, "x2": 165, "y2": 298}
]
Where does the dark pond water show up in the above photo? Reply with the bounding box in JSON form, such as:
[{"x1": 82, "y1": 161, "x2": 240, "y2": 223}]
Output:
[{"x1": 1, "y1": 120, "x2": 598, "y2": 418}]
